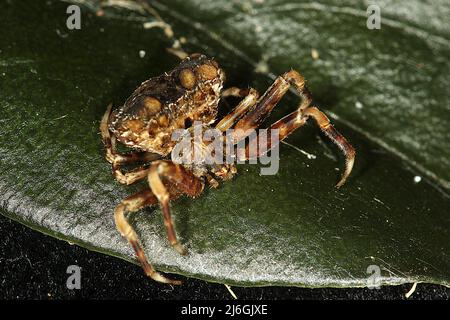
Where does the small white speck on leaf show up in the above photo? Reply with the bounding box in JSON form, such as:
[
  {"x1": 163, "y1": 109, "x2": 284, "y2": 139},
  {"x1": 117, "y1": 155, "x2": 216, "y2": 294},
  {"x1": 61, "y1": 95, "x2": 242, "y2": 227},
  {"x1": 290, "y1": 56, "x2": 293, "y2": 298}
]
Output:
[
  {"x1": 311, "y1": 48, "x2": 319, "y2": 60},
  {"x1": 255, "y1": 60, "x2": 269, "y2": 74},
  {"x1": 414, "y1": 176, "x2": 422, "y2": 183},
  {"x1": 139, "y1": 50, "x2": 146, "y2": 58},
  {"x1": 355, "y1": 101, "x2": 363, "y2": 109}
]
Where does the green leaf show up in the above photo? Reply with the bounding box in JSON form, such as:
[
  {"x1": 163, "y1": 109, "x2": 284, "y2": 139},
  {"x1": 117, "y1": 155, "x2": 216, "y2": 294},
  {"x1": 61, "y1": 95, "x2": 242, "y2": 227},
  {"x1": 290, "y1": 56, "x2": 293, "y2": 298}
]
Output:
[{"x1": 0, "y1": 0, "x2": 449, "y2": 287}]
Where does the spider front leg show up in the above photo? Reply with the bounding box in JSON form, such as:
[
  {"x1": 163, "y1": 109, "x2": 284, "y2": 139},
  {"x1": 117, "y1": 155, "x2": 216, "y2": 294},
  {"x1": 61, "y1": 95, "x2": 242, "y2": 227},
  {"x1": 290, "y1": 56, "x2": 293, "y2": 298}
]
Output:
[
  {"x1": 302, "y1": 107, "x2": 355, "y2": 187},
  {"x1": 101, "y1": 103, "x2": 160, "y2": 185},
  {"x1": 232, "y1": 70, "x2": 355, "y2": 187},
  {"x1": 216, "y1": 88, "x2": 260, "y2": 131},
  {"x1": 232, "y1": 70, "x2": 312, "y2": 140},
  {"x1": 148, "y1": 160, "x2": 204, "y2": 255},
  {"x1": 114, "y1": 189, "x2": 181, "y2": 285},
  {"x1": 240, "y1": 106, "x2": 355, "y2": 187}
]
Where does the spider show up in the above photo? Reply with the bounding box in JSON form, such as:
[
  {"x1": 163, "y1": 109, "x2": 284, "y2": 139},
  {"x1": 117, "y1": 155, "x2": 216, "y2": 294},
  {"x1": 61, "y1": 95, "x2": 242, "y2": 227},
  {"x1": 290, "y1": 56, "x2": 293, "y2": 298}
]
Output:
[{"x1": 100, "y1": 53, "x2": 355, "y2": 284}]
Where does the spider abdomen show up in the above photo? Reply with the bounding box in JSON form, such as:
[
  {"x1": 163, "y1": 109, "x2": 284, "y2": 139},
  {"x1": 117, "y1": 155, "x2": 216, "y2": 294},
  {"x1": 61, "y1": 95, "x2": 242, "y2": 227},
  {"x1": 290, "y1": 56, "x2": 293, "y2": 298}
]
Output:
[{"x1": 109, "y1": 54, "x2": 224, "y2": 156}]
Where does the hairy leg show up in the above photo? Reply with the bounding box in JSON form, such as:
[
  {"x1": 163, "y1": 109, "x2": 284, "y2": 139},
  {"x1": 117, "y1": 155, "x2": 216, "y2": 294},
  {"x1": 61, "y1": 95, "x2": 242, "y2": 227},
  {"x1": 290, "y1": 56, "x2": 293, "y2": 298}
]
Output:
[
  {"x1": 216, "y1": 88, "x2": 260, "y2": 131},
  {"x1": 229, "y1": 70, "x2": 354, "y2": 187},
  {"x1": 148, "y1": 160, "x2": 204, "y2": 255},
  {"x1": 240, "y1": 106, "x2": 355, "y2": 187},
  {"x1": 221, "y1": 87, "x2": 252, "y2": 98},
  {"x1": 114, "y1": 189, "x2": 181, "y2": 285},
  {"x1": 231, "y1": 70, "x2": 312, "y2": 142},
  {"x1": 302, "y1": 107, "x2": 355, "y2": 187}
]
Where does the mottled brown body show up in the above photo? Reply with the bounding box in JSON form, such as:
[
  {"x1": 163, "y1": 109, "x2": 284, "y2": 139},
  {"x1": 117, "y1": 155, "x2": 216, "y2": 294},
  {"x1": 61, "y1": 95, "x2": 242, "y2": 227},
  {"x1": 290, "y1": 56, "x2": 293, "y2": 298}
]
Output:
[
  {"x1": 101, "y1": 54, "x2": 355, "y2": 284},
  {"x1": 109, "y1": 54, "x2": 224, "y2": 156}
]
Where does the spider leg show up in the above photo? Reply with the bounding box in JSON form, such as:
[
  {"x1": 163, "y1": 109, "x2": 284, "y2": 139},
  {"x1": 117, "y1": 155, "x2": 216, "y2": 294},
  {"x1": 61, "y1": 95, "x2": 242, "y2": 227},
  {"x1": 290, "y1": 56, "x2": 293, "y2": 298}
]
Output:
[
  {"x1": 113, "y1": 166, "x2": 153, "y2": 185},
  {"x1": 100, "y1": 103, "x2": 160, "y2": 185},
  {"x1": 302, "y1": 107, "x2": 355, "y2": 187},
  {"x1": 230, "y1": 70, "x2": 354, "y2": 187},
  {"x1": 216, "y1": 88, "x2": 259, "y2": 131},
  {"x1": 240, "y1": 106, "x2": 355, "y2": 187},
  {"x1": 221, "y1": 87, "x2": 252, "y2": 98},
  {"x1": 239, "y1": 110, "x2": 308, "y2": 161},
  {"x1": 205, "y1": 173, "x2": 220, "y2": 188},
  {"x1": 114, "y1": 189, "x2": 181, "y2": 285},
  {"x1": 166, "y1": 47, "x2": 189, "y2": 60},
  {"x1": 232, "y1": 70, "x2": 312, "y2": 142},
  {"x1": 148, "y1": 160, "x2": 204, "y2": 255}
]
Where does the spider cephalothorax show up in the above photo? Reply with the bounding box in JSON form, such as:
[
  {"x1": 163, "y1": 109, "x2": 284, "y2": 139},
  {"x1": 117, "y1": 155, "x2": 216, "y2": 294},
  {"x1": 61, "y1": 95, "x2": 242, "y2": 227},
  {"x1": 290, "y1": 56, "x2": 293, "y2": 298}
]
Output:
[{"x1": 100, "y1": 53, "x2": 355, "y2": 285}]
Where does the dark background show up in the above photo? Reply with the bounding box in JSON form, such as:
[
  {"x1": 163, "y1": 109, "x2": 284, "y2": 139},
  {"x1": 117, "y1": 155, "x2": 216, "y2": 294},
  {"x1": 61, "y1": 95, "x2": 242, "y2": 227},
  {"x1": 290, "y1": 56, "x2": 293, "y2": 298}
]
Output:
[{"x1": 0, "y1": 213, "x2": 448, "y2": 300}]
